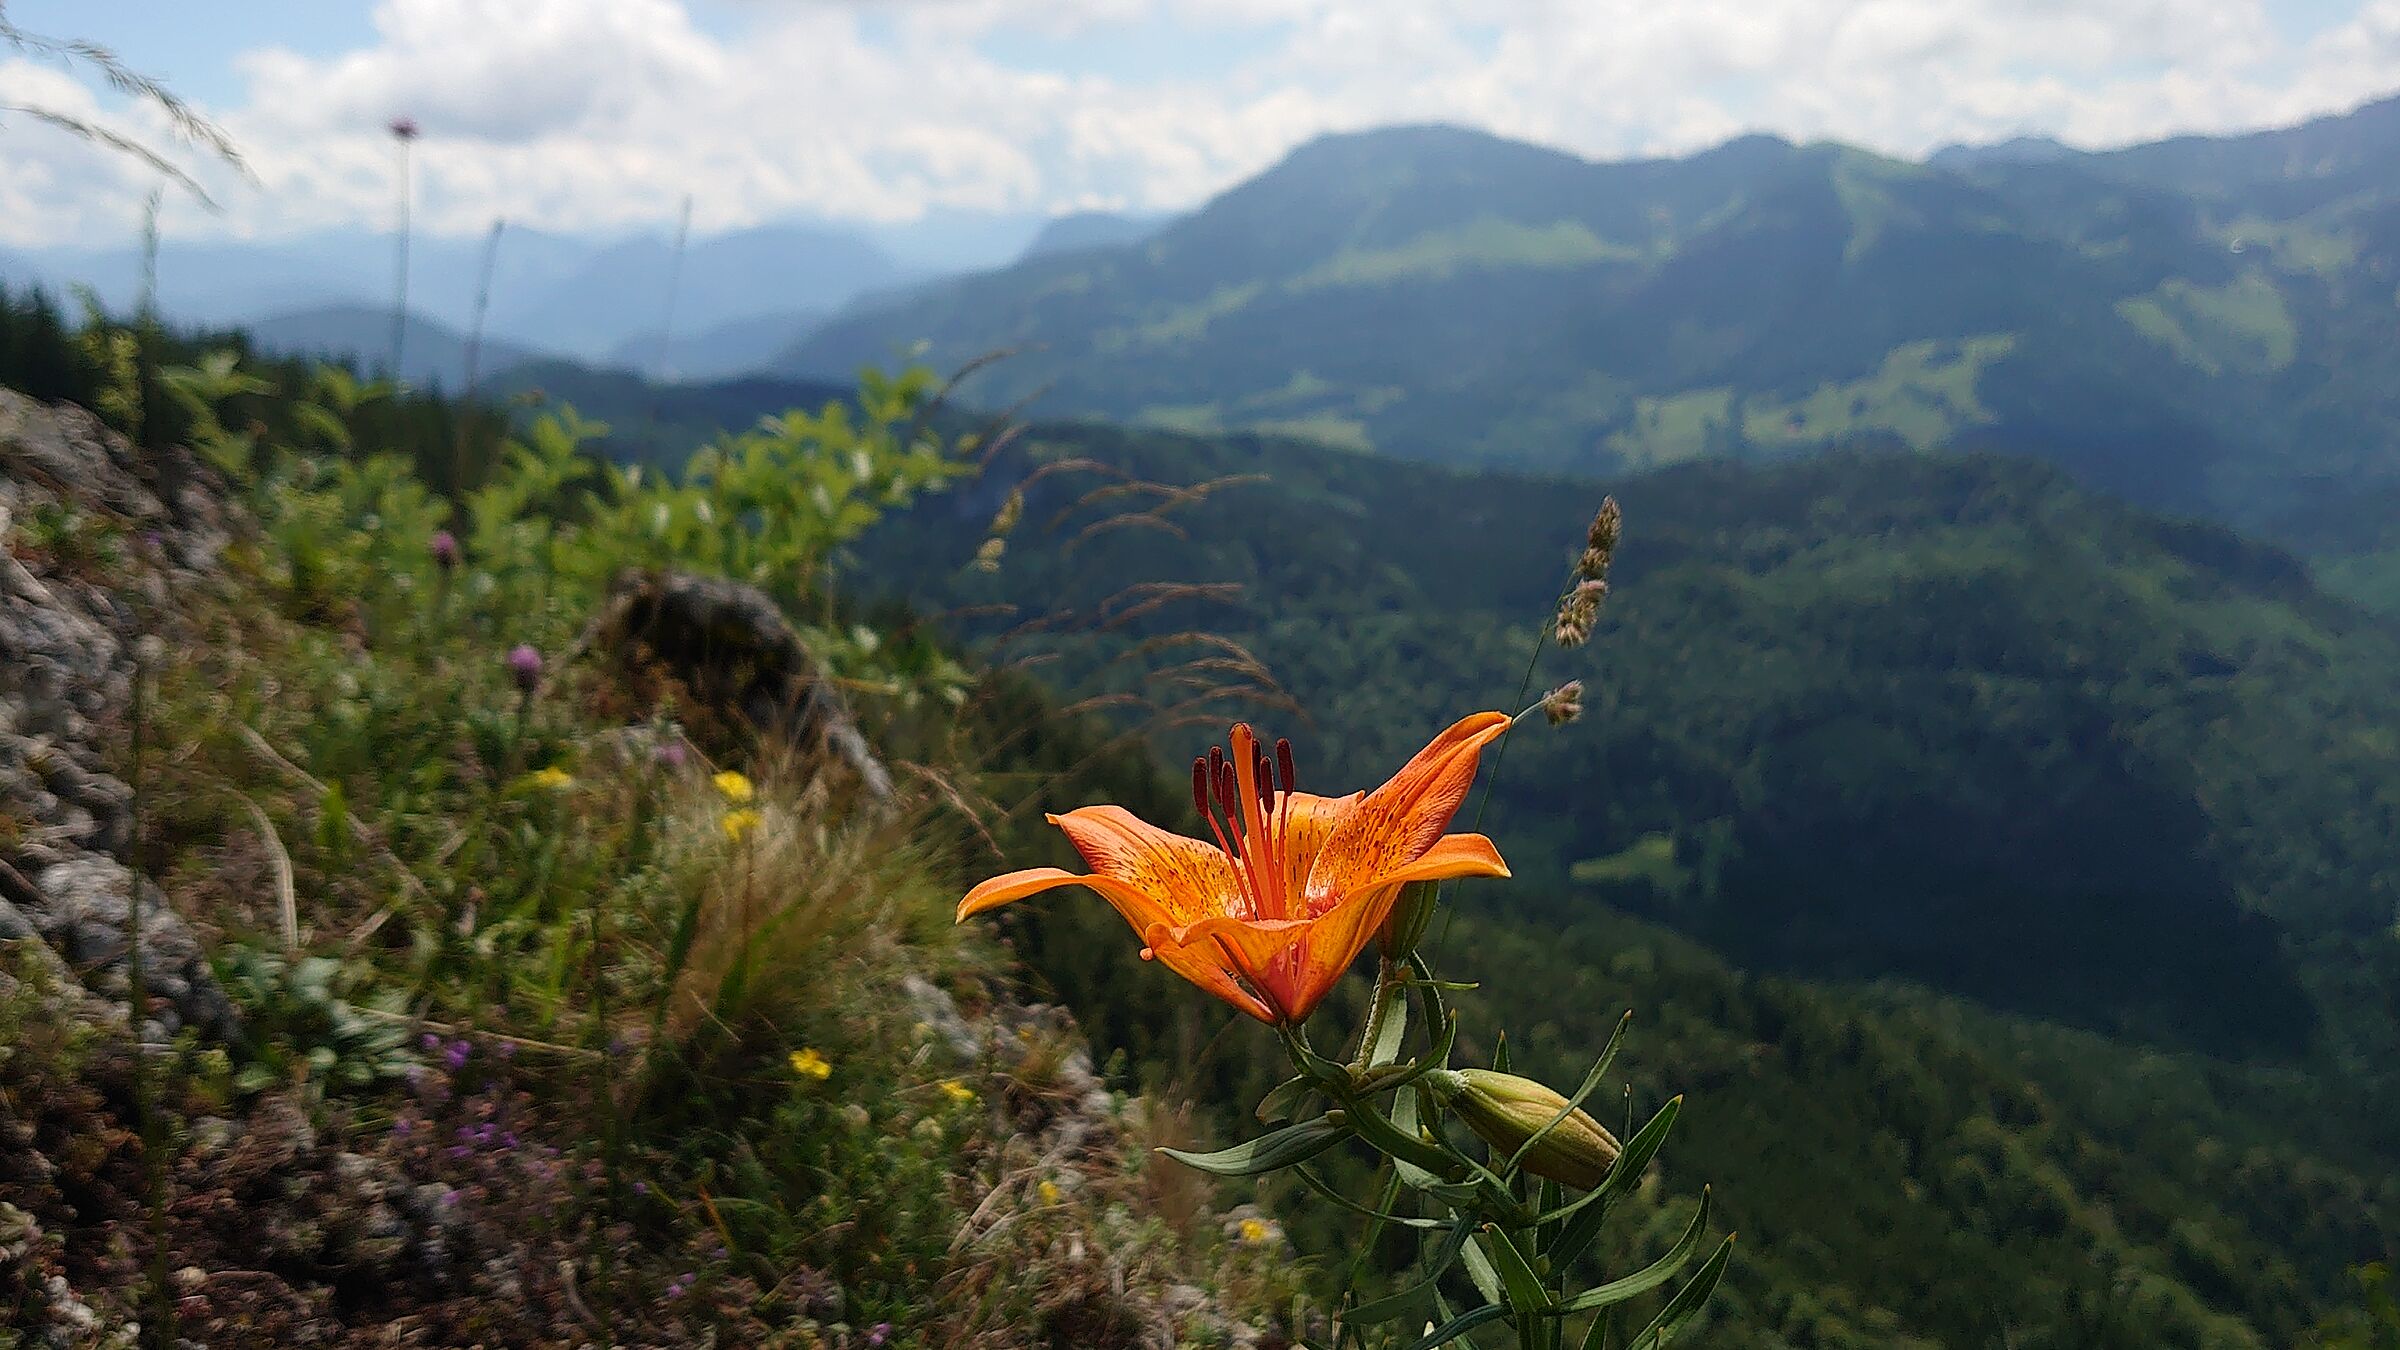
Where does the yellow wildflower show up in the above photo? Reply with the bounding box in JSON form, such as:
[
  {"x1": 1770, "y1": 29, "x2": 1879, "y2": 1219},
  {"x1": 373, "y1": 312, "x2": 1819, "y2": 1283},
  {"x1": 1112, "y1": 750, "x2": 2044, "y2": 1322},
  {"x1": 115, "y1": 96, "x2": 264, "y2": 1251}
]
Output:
[
  {"x1": 712, "y1": 770, "x2": 755, "y2": 804},
  {"x1": 788, "y1": 1048, "x2": 831, "y2": 1080},
  {"x1": 938, "y1": 1078, "x2": 976, "y2": 1105},
  {"x1": 526, "y1": 766, "x2": 575, "y2": 791},
  {"x1": 721, "y1": 808, "x2": 762, "y2": 842},
  {"x1": 1238, "y1": 1217, "x2": 1272, "y2": 1245},
  {"x1": 1038, "y1": 1179, "x2": 1062, "y2": 1205}
]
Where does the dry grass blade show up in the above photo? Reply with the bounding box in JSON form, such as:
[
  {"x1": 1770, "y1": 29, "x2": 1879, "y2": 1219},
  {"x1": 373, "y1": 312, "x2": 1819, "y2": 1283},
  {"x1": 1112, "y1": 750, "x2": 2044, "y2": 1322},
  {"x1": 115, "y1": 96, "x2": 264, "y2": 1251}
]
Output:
[
  {"x1": 899, "y1": 759, "x2": 1004, "y2": 859},
  {"x1": 228, "y1": 790, "x2": 299, "y2": 952},
  {"x1": 1095, "y1": 581, "x2": 1244, "y2": 631},
  {"x1": 1063, "y1": 510, "x2": 1187, "y2": 554},
  {"x1": 0, "y1": 104, "x2": 218, "y2": 208}
]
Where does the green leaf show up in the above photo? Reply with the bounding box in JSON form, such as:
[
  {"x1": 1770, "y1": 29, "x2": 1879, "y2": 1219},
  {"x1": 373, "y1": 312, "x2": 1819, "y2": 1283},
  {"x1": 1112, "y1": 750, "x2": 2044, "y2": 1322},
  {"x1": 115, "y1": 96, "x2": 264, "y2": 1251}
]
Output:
[
  {"x1": 1157, "y1": 1114, "x2": 1347, "y2": 1177},
  {"x1": 1460, "y1": 1234, "x2": 1505, "y2": 1310},
  {"x1": 1295, "y1": 1165, "x2": 1450, "y2": 1229},
  {"x1": 1367, "y1": 973, "x2": 1412, "y2": 1069},
  {"x1": 1556, "y1": 1188, "x2": 1713, "y2": 1315},
  {"x1": 1478, "y1": 1225, "x2": 1554, "y2": 1314},
  {"x1": 1549, "y1": 1096, "x2": 1682, "y2": 1271},
  {"x1": 1355, "y1": 1007, "x2": 1459, "y2": 1097},
  {"x1": 1342, "y1": 1219, "x2": 1477, "y2": 1326},
  {"x1": 1409, "y1": 1303, "x2": 1509, "y2": 1350},
  {"x1": 1625, "y1": 1235, "x2": 1735, "y2": 1349},
  {"x1": 1350, "y1": 1082, "x2": 1469, "y2": 1180},
  {"x1": 1257, "y1": 1074, "x2": 1314, "y2": 1124}
]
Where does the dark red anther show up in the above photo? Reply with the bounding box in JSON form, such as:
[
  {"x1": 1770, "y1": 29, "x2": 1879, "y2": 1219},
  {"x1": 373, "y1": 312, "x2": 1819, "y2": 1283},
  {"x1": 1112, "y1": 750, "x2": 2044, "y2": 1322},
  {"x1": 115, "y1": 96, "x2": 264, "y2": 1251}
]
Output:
[
  {"x1": 1213, "y1": 759, "x2": 1242, "y2": 847},
  {"x1": 1192, "y1": 757, "x2": 1213, "y2": 822},
  {"x1": 1254, "y1": 747, "x2": 1275, "y2": 815},
  {"x1": 1275, "y1": 738, "x2": 1295, "y2": 800}
]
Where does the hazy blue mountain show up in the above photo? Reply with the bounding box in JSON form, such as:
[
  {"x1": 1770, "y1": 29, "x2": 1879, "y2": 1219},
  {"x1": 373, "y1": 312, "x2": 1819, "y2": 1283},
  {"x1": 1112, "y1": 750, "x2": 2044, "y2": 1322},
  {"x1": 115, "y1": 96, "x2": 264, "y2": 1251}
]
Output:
[
  {"x1": 242, "y1": 303, "x2": 548, "y2": 390},
  {"x1": 0, "y1": 211, "x2": 1042, "y2": 368},
  {"x1": 1018, "y1": 210, "x2": 1169, "y2": 260},
  {"x1": 781, "y1": 95, "x2": 2400, "y2": 559},
  {"x1": 602, "y1": 308, "x2": 824, "y2": 382},
  {"x1": 1927, "y1": 134, "x2": 2079, "y2": 170},
  {"x1": 483, "y1": 223, "x2": 907, "y2": 362}
]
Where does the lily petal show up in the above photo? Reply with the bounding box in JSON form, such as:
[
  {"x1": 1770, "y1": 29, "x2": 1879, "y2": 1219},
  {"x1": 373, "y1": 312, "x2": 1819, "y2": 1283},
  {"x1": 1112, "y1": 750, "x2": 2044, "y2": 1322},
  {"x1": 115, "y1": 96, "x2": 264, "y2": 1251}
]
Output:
[
  {"x1": 1335, "y1": 832, "x2": 1512, "y2": 902},
  {"x1": 958, "y1": 867, "x2": 1275, "y2": 1022},
  {"x1": 1051, "y1": 805, "x2": 1244, "y2": 923},
  {"x1": 1276, "y1": 791, "x2": 1362, "y2": 917},
  {"x1": 1303, "y1": 713, "x2": 1511, "y2": 908}
]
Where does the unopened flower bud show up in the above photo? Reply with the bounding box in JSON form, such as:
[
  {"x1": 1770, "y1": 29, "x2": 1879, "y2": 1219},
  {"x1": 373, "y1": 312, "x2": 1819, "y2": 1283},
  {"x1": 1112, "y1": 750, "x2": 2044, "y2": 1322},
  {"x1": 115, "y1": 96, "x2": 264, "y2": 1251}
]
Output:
[
  {"x1": 1430, "y1": 1068, "x2": 1622, "y2": 1190},
  {"x1": 1378, "y1": 879, "x2": 1439, "y2": 958},
  {"x1": 1541, "y1": 681, "x2": 1584, "y2": 726},
  {"x1": 506, "y1": 643, "x2": 544, "y2": 693}
]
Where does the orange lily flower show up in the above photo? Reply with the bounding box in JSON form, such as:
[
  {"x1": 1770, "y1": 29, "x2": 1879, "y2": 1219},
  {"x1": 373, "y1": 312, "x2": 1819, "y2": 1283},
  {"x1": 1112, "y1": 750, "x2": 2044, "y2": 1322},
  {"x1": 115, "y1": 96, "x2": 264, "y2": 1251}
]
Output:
[{"x1": 957, "y1": 713, "x2": 1513, "y2": 1024}]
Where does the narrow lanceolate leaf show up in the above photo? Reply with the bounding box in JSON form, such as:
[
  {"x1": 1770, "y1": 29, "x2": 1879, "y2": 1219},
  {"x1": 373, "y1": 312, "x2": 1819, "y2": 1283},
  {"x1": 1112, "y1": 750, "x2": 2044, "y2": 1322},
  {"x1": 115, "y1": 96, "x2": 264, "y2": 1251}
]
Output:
[
  {"x1": 1366, "y1": 976, "x2": 1412, "y2": 1068},
  {"x1": 1460, "y1": 1226, "x2": 1506, "y2": 1307},
  {"x1": 1358, "y1": 1008, "x2": 1459, "y2": 1096},
  {"x1": 1392, "y1": 1087, "x2": 1483, "y2": 1204},
  {"x1": 1157, "y1": 1114, "x2": 1346, "y2": 1176},
  {"x1": 1256, "y1": 1073, "x2": 1313, "y2": 1124},
  {"x1": 1556, "y1": 1188, "x2": 1714, "y2": 1315},
  {"x1": 1407, "y1": 952, "x2": 1454, "y2": 1048},
  {"x1": 1408, "y1": 1302, "x2": 1510, "y2": 1350},
  {"x1": 1626, "y1": 1235, "x2": 1735, "y2": 1350},
  {"x1": 1549, "y1": 1097, "x2": 1682, "y2": 1272},
  {"x1": 1342, "y1": 1219, "x2": 1477, "y2": 1326},
  {"x1": 1477, "y1": 1225, "x2": 1554, "y2": 1314},
  {"x1": 1342, "y1": 1086, "x2": 1463, "y2": 1176},
  {"x1": 1295, "y1": 1164, "x2": 1449, "y2": 1228}
]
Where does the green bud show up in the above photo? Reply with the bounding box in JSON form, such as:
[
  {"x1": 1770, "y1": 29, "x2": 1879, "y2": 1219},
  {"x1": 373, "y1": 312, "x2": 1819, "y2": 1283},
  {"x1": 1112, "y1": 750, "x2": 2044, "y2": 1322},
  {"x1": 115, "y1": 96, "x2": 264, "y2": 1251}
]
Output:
[
  {"x1": 1431, "y1": 1068, "x2": 1622, "y2": 1190},
  {"x1": 1379, "y1": 879, "x2": 1439, "y2": 958}
]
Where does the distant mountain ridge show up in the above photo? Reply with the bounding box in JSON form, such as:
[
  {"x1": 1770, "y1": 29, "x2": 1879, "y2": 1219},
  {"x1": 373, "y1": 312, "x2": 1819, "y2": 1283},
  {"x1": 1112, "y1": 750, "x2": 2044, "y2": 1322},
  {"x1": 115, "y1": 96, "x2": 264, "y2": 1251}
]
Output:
[
  {"x1": 0, "y1": 209, "x2": 1069, "y2": 378},
  {"x1": 784, "y1": 93, "x2": 2400, "y2": 551}
]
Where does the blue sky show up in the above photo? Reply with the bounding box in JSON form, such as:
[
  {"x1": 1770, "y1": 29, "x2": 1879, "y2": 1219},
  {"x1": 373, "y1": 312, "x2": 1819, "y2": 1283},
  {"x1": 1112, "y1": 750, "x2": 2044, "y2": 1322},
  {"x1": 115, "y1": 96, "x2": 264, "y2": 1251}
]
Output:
[{"x1": 4, "y1": 0, "x2": 2396, "y2": 247}]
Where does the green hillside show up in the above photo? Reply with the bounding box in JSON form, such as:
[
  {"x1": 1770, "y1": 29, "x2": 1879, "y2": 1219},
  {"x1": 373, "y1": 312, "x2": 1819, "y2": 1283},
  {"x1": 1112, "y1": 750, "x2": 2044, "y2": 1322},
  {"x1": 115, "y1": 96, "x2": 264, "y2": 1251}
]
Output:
[
  {"x1": 786, "y1": 97, "x2": 2400, "y2": 552},
  {"x1": 857, "y1": 412, "x2": 2400, "y2": 1345},
  {"x1": 859, "y1": 416, "x2": 2400, "y2": 1065}
]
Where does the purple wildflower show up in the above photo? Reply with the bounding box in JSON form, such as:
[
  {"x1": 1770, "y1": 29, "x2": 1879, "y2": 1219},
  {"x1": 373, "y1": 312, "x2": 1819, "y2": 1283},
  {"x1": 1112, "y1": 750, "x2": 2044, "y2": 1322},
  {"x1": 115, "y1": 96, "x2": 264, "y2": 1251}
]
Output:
[
  {"x1": 443, "y1": 1039, "x2": 472, "y2": 1071},
  {"x1": 389, "y1": 115, "x2": 420, "y2": 140},
  {"x1": 430, "y1": 529, "x2": 460, "y2": 569},
  {"x1": 506, "y1": 644, "x2": 543, "y2": 693},
  {"x1": 867, "y1": 1323, "x2": 892, "y2": 1346}
]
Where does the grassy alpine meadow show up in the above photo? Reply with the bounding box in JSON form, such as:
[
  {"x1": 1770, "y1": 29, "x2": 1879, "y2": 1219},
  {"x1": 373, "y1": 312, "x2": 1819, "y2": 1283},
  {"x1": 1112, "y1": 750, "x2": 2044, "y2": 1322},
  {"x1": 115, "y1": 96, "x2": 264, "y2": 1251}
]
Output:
[{"x1": 0, "y1": 316, "x2": 1332, "y2": 1345}]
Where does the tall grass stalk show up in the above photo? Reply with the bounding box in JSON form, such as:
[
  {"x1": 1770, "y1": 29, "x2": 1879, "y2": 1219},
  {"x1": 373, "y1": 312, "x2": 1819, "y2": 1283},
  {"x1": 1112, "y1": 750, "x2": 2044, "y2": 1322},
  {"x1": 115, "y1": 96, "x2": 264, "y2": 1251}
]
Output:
[
  {"x1": 127, "y1": 642, "x2": 174, "y2": 1346},
  {"x1": 655, "y1": 195, "x2": 692, "y2": 383},
  {"x1": 387, "y1": 118, "x2": 418, "y2": 379}
]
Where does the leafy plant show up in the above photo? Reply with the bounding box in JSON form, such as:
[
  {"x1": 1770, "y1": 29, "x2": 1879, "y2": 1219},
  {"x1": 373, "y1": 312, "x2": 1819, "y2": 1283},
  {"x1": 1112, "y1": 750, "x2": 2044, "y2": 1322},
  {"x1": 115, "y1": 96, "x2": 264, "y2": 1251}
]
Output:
[{"x1": 211, "y1": 946, "x2": 417, "y2": 1099}]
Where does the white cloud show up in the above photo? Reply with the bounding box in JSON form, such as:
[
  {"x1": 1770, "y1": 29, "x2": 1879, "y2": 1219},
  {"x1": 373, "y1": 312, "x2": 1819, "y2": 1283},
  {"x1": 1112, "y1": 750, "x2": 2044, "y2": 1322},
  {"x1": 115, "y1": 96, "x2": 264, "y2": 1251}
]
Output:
[{"x1": 1, "y1": 0, "x2": 2393, "y2": 249}]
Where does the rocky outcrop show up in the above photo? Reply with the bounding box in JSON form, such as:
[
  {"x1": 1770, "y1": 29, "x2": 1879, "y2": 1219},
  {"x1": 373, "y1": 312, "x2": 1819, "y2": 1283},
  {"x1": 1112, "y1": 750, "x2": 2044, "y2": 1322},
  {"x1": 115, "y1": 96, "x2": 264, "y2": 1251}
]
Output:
[
  {"x1": 585, "y1": 568, "x2": 898, "y2": 812},
  {"x1": 0, "y1": 389, "x2": 238, "y2": 1043}
]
